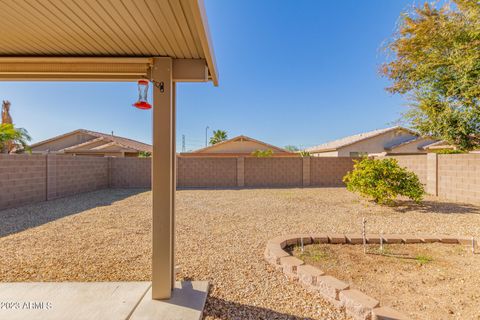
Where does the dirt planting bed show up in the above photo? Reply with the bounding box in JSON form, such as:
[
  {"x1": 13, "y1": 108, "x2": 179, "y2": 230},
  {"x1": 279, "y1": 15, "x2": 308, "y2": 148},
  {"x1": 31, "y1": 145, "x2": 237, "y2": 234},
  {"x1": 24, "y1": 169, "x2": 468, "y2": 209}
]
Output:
[{"x1": 292, "y1": 243, "x2": 480, "y2": 320}]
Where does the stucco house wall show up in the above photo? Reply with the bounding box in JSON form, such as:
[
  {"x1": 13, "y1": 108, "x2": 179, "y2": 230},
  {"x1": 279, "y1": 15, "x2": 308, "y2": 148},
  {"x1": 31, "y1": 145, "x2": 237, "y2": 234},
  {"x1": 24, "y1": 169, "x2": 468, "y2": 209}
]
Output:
[
  {"x1": 197, "y1": 140, "x2": 281, "y2": 154},
  {"x1": 387, "y1": 137, "x2": 437, "y2": 154},
  {"x1": 31, "y1": 132, "x2": 95, "y2": 153},
  {"x1": 313, "y1": 150, "x2": 338, "y2": 157},
  {"x1": 335, "y1": 129, "x2": 416, "y2": 156}
]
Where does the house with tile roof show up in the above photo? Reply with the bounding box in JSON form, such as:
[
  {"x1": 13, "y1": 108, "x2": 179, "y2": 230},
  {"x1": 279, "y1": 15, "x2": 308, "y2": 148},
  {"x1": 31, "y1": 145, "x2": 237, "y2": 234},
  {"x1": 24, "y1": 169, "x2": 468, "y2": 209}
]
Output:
[
  {"x1": 181, "y1": 135, "x2": 294, "y2": 157},
  {"x1": 30, "y1": 129, "x2": 152, "y2": 157},
  {"x1": 306, "y1": 126, "x2": 437, "y2": 157}
]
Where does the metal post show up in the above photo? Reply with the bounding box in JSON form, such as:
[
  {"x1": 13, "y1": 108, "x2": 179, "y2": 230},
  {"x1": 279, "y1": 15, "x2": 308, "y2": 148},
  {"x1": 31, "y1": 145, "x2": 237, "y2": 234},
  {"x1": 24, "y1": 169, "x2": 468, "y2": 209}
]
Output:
[
  {"x1": 152, "y1": 57, "x2": 174, "y2": 300},
  {"x1": 205, "y1": 126, "x2": 210, "y2": 147},
  {"x1": 362, "y1": 217, "x2": 367, "y2": 254},
  {"x1": 380, "y1": 230, "x2": 384, "y2": 253}
]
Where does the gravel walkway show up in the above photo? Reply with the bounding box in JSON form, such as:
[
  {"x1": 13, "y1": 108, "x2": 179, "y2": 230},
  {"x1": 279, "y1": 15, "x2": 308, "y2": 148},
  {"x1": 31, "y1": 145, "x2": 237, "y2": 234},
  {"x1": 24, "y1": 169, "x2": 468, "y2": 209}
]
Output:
[{"x1": 1, "y1": 188, "x2": 479, "y2": 319}]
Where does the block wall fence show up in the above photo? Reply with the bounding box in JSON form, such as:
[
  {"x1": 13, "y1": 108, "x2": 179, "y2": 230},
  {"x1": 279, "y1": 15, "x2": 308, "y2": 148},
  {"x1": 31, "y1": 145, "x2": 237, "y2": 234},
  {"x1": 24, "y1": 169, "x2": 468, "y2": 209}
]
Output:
[{"x1": 1, "y1": 153, "x2": 479, "y2": 210}]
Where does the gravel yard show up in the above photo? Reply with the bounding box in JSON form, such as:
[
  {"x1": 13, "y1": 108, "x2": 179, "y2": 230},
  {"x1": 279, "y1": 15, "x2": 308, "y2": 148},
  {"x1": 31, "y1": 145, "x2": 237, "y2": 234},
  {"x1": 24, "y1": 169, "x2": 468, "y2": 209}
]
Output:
[{"x1": 1, "y1": 188, "x2": 480, "y2": 319}]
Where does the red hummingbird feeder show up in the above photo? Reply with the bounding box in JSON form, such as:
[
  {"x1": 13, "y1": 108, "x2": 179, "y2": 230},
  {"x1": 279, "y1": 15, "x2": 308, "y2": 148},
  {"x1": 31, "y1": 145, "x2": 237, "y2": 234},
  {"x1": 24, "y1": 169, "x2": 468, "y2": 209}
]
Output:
[{"x1": 133, "y1": 79, "x2": 152, "y2": 110}]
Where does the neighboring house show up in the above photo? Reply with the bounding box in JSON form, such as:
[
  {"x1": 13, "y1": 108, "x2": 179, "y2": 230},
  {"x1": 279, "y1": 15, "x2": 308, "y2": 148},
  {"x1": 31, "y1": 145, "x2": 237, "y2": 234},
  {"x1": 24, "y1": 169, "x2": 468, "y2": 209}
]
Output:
[
  {"x1": 421, "y1": 140, "x2": 480, "y2": 154},
  {"x1": 306, "y1": 126, "x2": 437, "y2": 157},
  {"x1": 181, "y1": 135, "x2": 293, "y2": 157},
  {"x1": 30, "y1": 129, "x2": 152, "y2": 157}
]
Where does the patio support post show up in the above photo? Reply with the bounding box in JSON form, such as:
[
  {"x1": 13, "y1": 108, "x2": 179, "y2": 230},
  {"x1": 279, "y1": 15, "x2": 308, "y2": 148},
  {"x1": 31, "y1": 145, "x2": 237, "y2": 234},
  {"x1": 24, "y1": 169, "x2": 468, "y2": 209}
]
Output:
[{"x1": 152, "y1": 57, "x2": 174, "y2": 299}]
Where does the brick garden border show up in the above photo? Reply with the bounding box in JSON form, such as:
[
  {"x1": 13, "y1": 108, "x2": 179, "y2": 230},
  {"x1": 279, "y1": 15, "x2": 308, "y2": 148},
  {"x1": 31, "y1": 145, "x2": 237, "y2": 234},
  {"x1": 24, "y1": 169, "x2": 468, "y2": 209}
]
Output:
[{"x1": 264, "y1": 234, "x2": 475, "y2": 320}]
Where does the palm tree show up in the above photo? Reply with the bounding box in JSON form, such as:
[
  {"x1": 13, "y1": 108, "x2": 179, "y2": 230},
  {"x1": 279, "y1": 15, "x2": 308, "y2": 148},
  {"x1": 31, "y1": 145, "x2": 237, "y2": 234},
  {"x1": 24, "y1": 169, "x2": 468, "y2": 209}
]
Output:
[
  {"x1": 209, "y1": 129, "x2": 228, "y2": 145},
  {"x1": 0, "y1": 124, "x2": 31, "y2": 153}
]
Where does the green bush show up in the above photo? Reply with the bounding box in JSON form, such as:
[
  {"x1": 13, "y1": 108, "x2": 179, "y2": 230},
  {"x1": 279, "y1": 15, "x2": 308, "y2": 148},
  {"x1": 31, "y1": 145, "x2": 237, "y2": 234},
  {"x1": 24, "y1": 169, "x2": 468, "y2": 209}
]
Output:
[
  {"x1": 251, "y1": 149, "x2": 273, "y2": 157},
  {"x1": 343, "y1": 158, "x2": 425, "y2": 205},
  {"x1": 434, "y1": 149, "x2": 464, "y2": 154}
]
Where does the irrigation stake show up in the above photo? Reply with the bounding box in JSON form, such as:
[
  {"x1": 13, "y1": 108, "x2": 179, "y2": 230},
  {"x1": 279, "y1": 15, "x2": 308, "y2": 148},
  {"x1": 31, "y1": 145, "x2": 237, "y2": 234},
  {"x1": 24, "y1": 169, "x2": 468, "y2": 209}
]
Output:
[
  {"x1": 362, "y1": 217, "x2": 367, "y2": 254},
  {"x1": 380, "y1": 230, "x2": 384, "y2": 253}
]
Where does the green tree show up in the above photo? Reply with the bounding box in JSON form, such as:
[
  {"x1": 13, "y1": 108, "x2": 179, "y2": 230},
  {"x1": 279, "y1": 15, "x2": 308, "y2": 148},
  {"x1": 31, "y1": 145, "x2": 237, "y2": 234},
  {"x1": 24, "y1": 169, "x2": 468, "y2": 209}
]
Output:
[
  {"x1": 343, "y1": 158, "x2": 425, "y2": 205},
  {"x1": 0, "y1": 123, "x2": 31, "y2": 153},
  {"x1": 209, "y1": 130, "x2": 228, "y2": 145},
  {"x1": 284, "y1": 145, "x2": 299, "y2": 152},
  {"x1": 381, "y1": 0, "x2": 480, "y2": 150},
  {"x1": 138, "y1": 151, "x2": 151, "y2": 158},
  {"x1": 251, "y1": 149, "x2": 273, "y2": 157}
]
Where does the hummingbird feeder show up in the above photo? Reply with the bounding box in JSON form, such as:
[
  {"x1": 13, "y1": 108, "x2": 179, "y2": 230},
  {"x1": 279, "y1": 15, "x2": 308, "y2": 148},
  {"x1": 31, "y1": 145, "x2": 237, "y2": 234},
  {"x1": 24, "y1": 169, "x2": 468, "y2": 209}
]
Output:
[{"x1": 133, "y1": 79, "x2": 152, "y2": 110}]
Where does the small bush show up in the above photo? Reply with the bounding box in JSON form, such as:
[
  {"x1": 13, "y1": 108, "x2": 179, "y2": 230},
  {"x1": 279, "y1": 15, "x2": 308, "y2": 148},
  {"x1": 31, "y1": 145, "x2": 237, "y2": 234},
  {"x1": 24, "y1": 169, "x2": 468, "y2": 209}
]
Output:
[
  {"x1": 251, "y1": 149, "x2": 273, "y2": 157},
  {"x1": 343, "y1": 157, "x2": 425, "y2": 205},
  {"x1": 434, "y1": 149, "x2": 464, "y2": 154},
  {"x1": 415, "y1": 254, "x2": 433, "y2": 265}
]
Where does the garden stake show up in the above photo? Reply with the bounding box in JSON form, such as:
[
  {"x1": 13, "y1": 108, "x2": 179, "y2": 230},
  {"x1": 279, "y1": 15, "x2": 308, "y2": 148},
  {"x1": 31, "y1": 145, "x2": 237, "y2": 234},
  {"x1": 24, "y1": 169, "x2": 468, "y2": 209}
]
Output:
[
  {"x1": 472, "y1": 237, "x2": 475, "y2": 254},
  {"x1": 300, "y1": 237, "x2": 304, "y2": 253},
  {"x1": 362, "y1": 217, "x2": 367, "y2": 254},
  {"x1": 380, "y1": 230, "x2": 384, "y2": 253}
]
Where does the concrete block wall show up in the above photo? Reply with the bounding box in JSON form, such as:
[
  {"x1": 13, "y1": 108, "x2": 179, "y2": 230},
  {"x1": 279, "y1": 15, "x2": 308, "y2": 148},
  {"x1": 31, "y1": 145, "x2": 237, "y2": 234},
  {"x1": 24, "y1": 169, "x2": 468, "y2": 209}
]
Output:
[
  {"x1": 387, "y1": 154, "x2": 427, "y2": 185},
  {"x1": 0, "y1": 154, "x2": 46, "y2": 209},
  {"x1": 389, "y1": 153, "x2": 480, "y2": 205},
  {"x1": 437, "y1": 154, "x2": 480, "y2": 205},
  {"x1": 48, "y1": 155, "x2": 109, "y2": 199},
  {"x1": 310, "y1": 157, "x2": 355, "y2": 187},
  {"x1": 244, "y1": 158, "x2": 303, "y2": 187},
  {"x1": 110, "y1": 157, "x2": 151, "y2": 188},
  {"x1": 2, "y1": 154, "x2": 479, "y2": 210},
  {"x1": 177, "y1": 157, "x2": 238, "y2": 187}
]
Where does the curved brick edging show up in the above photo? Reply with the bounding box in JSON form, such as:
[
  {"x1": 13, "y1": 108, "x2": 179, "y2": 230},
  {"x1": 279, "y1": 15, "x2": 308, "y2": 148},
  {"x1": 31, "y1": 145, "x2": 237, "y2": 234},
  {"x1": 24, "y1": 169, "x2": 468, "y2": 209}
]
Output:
[{"x1": 264, "y1": 234, "x2": 475, "y2": 320}]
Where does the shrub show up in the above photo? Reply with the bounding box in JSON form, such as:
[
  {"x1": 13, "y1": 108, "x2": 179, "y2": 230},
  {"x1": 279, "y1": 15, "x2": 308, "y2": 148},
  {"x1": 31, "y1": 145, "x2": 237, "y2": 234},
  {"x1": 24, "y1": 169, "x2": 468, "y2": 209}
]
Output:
[
  {"x1": 434, "y1": 149, "x2": 464, "y2": 154},
  {"x1": 343, "y1": 157, "x2": 425, "y2": 205},
  {"x1": 251, "y1": 149, "x2": 273, "y2": 157}
]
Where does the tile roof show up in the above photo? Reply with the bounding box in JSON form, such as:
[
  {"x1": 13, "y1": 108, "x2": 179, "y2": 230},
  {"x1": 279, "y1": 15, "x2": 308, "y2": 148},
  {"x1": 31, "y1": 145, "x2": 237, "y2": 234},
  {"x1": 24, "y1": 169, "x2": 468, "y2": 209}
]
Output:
[
  {"x1": 189, "y1": 135, "x2": 290, "y2": 154},
  {"x1": 30, "y1": 129, "x2": 151, "y2": 153},
  {"x1": 306, "y1": 126, "x2": 417, "y2": 153},
  {"x1": 80, "y1": 129, "x2": 152, "y2": 153}
]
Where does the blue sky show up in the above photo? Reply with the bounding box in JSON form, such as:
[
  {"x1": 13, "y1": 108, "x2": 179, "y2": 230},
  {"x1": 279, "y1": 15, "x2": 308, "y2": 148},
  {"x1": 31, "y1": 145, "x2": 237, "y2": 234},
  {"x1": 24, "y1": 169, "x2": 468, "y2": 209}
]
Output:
[{"x1": 0, "y1": 0, "x2": 418, "y2": 151}]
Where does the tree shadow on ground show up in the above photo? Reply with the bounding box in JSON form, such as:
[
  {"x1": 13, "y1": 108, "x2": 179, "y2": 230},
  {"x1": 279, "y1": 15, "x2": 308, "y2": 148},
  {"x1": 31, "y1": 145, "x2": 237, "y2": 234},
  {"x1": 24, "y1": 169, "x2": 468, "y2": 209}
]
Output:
[
  {"x1": 203, "y1": 296, "x2": 317, "y2": 320},
  {"x1": 0, "y1": 188, "x2": 148, "y2": 238},
  {"x1": 392, "y1": 199, "x2": 480, "y2": 214}
]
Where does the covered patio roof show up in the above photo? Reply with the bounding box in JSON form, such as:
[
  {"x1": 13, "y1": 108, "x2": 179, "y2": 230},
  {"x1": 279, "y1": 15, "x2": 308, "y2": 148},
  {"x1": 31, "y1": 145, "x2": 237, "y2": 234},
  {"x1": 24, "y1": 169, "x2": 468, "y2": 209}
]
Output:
[{"x1": 0, "y1": 0, "x2": 218, "y2": 84}]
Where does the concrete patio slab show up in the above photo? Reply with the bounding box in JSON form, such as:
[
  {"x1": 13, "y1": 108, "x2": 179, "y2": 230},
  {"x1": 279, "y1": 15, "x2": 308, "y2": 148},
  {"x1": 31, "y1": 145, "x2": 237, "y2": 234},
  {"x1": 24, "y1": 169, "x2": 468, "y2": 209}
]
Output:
[
  {"x1": 0, "y1": 282, "x2": 150, "y2": 320},
  {"x1": 0, "y1": 281, "x2": 208, "y2": 320},
  {"x1": 129, "y1": 281, "x2": 209, "y2": 320}
]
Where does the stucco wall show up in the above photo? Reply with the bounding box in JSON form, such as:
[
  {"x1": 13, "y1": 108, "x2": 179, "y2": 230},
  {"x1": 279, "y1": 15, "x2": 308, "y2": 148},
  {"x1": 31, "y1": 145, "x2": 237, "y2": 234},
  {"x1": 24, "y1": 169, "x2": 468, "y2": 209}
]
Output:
[
  {"x1": 198, "y1": 140, "x2": 284, "y2": 154},
  {"x1": 312, "y1": 151, "x2": 338, "y2": 157},
  {"x1": 387, "y1": 137, "x2": 436, "y2": 154},
  {"x1": 31, "y1": 132, "x2": 95, "y2": 153},
  {"x1": 337, "y1": 129, "x2": 417, "y2": 156}
]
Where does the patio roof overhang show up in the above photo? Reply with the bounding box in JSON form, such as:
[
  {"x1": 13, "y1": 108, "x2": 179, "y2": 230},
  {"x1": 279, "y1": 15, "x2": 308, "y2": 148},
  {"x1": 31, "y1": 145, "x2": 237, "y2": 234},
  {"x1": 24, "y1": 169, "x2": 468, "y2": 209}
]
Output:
[
  {"x1": 0, "y1": 0, "x2": 218, "y2": 85},
  {"x1": 0, "y1": 0, "x2": 218, "y2": 303}
]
